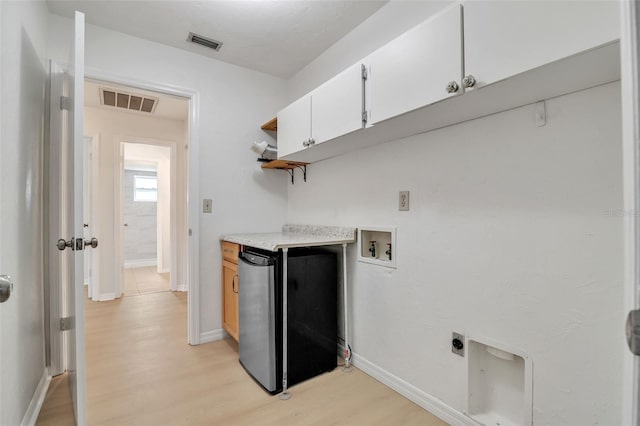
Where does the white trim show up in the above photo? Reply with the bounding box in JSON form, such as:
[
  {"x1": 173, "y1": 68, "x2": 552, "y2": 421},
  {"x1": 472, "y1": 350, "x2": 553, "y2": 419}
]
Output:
[
  {"x1": 20, "y1": 369, "x2": 51, "y2": 426},
  {"x1": 97, "y1": 293, "x2": 116, "y2": 302},
  {"x1": 124, "y1": 259, "x2": 157, "y2": 269},
  {"x1": 199, "y1": 329, "x2": 225, "y2": 344},
  {"x1": 47, "y1": 60, "x2": 65, "y2": 377},
  {"x1": 83, "y1": 67, "x2": 201, "y2": 346},
  {"x1": 175, "y1": 284, "x2": 188, "y2": 292},
  {"x1": 342, "y1": 347, "x2": 476, "y2": 426},
  {"x1": 621, "y1": 1, "x2": 640, "y2": 425},
  {"x1": 188, "y1": 91, "x2": 201, "y2": 345}
]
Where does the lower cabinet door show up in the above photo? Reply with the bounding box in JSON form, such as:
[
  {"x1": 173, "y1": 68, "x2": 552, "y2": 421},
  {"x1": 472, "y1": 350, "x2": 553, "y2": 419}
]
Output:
[{"x1": 222, "y1": 260, "x2": 239, "y2": 341}]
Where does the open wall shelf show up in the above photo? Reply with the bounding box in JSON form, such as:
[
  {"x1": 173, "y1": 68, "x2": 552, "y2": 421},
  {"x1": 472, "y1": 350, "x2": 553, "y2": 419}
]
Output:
[
  {"x1": 261, "y1": 117, "x2": 278, "y2": 131},
  {"x1": 261, "y1": 159, "x2": 308, "y2": 184}
]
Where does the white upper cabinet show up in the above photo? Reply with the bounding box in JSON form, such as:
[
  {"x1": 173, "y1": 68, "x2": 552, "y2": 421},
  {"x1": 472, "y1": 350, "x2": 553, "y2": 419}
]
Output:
[
  {"x1": 367, "y1": 4, "x2": 463, "y2": 125},
  {"x1": 312, "y1": 63, "x2": 364, "y2": 145},
  {"x1": 463, "y1": 0, "x2": 619, "y2": 90},
  {"x1": 277, "y1": 95, "x2": 311, "y2": 158},
  {"x1": 277, "y1": 63, "x2": 364, "y2": 158}
]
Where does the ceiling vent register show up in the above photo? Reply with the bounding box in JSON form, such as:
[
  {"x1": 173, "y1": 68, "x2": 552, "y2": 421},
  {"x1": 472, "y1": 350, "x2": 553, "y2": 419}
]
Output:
[
  {"x1": 100, "y1": 88, "x2": 158, "y2": 114},
  {"x1": 187, "y1": 32, "x2": 223, "y2": 51}
]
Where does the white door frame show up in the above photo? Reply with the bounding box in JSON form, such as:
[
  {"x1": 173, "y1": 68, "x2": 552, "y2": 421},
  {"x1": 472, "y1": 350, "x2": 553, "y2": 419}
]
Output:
[
  {"x1": 621, "y1": 1, "x2": 640, "y2": 425},
  {"x1": 116, "y1": 139, "x2": 179, "y2": 293},
  {"x1": 47, "y1": 60, "x2": 66, "y2": 377},
  {"x1": 83, "y1": 135, "x2": 100, "y2": 301},
  {"x1": 85, "y1": 68, "x2": 201, "y2": 345}
]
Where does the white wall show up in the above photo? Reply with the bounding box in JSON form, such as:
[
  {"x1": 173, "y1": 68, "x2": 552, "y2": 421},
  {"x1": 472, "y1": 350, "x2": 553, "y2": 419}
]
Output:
[
  {"x1": 289, "y1": 82, "x2": 624, "y2": 425},
  {"x1": 0, "y1": 1, "x2": 49, "y2": 424},
  {"x1": 49, "y1": 17, "x2": 289, "y2": 335},
  {"x1": 285, "y1": 3, "x2": 625, "y2": 424}
]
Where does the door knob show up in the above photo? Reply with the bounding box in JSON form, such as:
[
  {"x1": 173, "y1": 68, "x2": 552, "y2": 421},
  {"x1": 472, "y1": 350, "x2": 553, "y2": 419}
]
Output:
[
  {"x1": 462, "y1": 75, "x2": 476, "y2": 88},
  {"x1": 84, "y1": 238, "x2": 99, "y2": 249},
  {"x1": 83, "y1": 223, "x2": 89, "y2": 228},
  {"x1": 0, "y1": 275, "x2": 13, "y2": 303},
  {"x1": 446, "y1": 81, "x2": 459, "y2": 94},
  {"x1": 57, "y1": 238, "x2": 73, "y2": 251}
]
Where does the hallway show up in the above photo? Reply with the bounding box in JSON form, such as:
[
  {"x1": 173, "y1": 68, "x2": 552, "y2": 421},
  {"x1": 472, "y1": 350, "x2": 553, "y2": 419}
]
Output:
[{"x1": 36, "y1": 290, "x2": 446, "y2": 425}]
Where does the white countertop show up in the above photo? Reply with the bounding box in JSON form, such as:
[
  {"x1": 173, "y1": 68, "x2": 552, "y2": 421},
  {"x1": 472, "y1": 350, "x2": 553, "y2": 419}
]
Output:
[{"x1": 221, "y1": 225, "x2": 357, "y2": 251}]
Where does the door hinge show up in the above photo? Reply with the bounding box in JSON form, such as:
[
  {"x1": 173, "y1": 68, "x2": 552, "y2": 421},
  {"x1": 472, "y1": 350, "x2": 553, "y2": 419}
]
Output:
[
  {"x1": 361, "y1": 64, "x2": 368, "y2": 81},
  {"x1": 362, "y1": 110, "x2": 368, "y2": 125},
  {"x1": 60, "y1": 316, "x2": 74, "y2": 331},
  {"x1": 60, "y1": 96, "x2": 72, "y2": 111},
  {"x1": 627, "y1": 309, "x2": 640, "y2": 356}
]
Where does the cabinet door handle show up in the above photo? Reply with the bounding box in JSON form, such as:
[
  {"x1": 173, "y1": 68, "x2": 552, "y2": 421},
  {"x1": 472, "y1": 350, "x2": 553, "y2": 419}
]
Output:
[
  {"x1": 302, "y1": 139, "x2": 309, "y2": 147},
  {"x1": 309, "y1": 138, "x2": 315, "y2": 146},
  {"x1": 462, "y1": 75, "x2": 476, "y2": 88},
  {"x1": 446, "y1": 81, "x2": 459, "y2": 94},
  {"x1": 232, "y1": 275, "x2": 238, "y2": 293}
]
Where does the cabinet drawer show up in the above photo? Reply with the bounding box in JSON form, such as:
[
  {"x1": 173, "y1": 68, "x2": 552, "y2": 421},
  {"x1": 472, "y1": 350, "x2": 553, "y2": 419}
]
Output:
[{"x1": 222, "y1": 241, "x2": 239, "y2": 263}]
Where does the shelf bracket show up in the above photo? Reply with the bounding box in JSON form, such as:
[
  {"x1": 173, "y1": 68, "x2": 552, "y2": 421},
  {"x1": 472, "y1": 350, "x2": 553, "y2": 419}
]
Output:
[{"x1": 284, "y1": 164, "x2": 307, "y2": 184}]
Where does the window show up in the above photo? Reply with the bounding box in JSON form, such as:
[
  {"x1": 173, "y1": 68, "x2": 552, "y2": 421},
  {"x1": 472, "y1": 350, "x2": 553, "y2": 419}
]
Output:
[{"x1": 134, "y1": 175, "x2": 157, "y2": 202}]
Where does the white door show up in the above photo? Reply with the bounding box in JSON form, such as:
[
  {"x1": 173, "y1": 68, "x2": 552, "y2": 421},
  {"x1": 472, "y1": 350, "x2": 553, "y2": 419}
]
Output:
[
  {"x1": 367, "y1": 3, "x2": 462, "y2": 125},
  {"x1": 50, "y1": 11, "x2": 88, "y2": 425},
  {"x1": 277, "y1": 95, "x2": 311, "y2": 158},
  {"x1": 311, "y1": 62, "x2": 364, "y2": 145},
  {"x1": 622, "y1": 1, "x2": 640, "y2": 425},
  {"x1": 83, "y1": 137, "x2": 92, "y2": 299},
  {"x1": 463, "y1": 0, "x2": 619, "y2": 90}
]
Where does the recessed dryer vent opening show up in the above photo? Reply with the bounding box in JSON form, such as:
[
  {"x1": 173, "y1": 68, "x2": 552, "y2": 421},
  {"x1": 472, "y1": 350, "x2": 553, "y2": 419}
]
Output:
[{"x1": 467, "y1": 339, "x2": 533, "y2": 426}]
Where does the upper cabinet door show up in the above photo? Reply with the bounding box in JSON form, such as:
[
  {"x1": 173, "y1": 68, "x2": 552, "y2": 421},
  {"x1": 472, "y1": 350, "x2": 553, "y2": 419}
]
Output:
[
  {"x1": 368, "y1": 4, "x2": 463, "y2": 125},
  {"x1": 312, "y1": 62, "x2": 364, "y2": 145},
  {"x1": 277, "y1": 95, "x2": 311, "y2": 158},
  {"x1": 463, "y1": 0, "x2": 619, "y2": 90}
]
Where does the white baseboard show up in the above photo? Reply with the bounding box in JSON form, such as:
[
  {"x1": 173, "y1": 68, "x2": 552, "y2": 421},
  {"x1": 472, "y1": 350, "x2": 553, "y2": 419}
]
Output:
[
  {"x1": 343, "y1": 349, "x2": 476, "y2": 426},
  {"x1": 124, "y1": 259, "x2": 156, "y2": 269},
  {"x1": 20, "y1": 368, "x2": 51, "y2": 426},
  {"x1": 98, "y1": 292, "x2": 116, "y2": 301},
  {"x1": 199, "y1": 328, "x2": 225, "y2": 344},
  {"x1": 175, "y1": 284, "x2": 188, "y2": 292}
]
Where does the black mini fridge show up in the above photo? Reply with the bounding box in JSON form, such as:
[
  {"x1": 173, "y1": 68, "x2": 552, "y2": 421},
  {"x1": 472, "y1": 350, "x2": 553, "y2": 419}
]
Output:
[{"x1": 238, "y1": 246, "x2": 337, "y2": 394}]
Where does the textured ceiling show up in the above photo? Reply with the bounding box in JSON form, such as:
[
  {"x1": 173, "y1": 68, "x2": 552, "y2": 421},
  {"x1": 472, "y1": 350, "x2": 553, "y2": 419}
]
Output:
[{"x1": 47, "y1": 0, "x2": 387, "y2": 78}]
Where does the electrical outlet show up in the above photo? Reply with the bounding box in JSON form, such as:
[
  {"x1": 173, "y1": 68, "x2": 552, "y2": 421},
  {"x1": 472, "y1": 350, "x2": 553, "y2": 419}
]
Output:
[
  {"x1": 452, "y1": 332, "x2": 465, "y2": 357},
  {"x1": 399, "y1": 191, "x2": 410, "y2": 211},
  {"x1": 203, "y1": 199, "x2": 212, "y2": 213}
]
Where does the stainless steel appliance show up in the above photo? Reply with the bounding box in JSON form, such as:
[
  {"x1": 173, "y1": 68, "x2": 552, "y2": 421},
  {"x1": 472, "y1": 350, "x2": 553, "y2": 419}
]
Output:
[{"x1": 238, "y1": 247, "x2": 337, "y2": 394}]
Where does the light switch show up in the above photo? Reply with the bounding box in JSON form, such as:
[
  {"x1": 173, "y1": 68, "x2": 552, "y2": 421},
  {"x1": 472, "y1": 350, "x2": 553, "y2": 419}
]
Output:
[{"x1": 203, "y1": 199, "x2": 212, "y2": 213}]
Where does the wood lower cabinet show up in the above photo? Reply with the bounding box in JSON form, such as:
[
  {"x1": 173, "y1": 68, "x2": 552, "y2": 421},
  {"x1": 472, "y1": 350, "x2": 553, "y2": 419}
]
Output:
[{"x1": 222, "y1": 241, "x2": 240, "y2": 341}]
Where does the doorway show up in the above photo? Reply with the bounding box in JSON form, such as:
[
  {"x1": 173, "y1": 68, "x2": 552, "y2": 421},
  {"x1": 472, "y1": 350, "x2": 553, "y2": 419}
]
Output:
[
  {"x1": 82, "y1": 77, "x2": 191, "y2": 318},
  {"x1": 120, "y1": 141, "x2": 177, "y2": 296}
]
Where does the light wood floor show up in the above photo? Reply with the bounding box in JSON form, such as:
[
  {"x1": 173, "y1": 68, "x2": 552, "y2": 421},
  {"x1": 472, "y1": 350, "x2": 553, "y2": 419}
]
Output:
[
  {"x1": 123, "y1": 266, "x2": 170, "y2": 296},
  {"x1": 37, "y1": 290, "x2": 447, "y2": 426}
]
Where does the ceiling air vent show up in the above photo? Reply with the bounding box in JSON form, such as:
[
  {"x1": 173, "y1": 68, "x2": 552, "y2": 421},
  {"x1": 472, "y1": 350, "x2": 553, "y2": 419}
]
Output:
[
  {"x1": 187, "y1": 32, "x2": 223, "y2": 51},
  {"x1": 100, "y1": 88, "x2": 158, "y2": 114}
]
